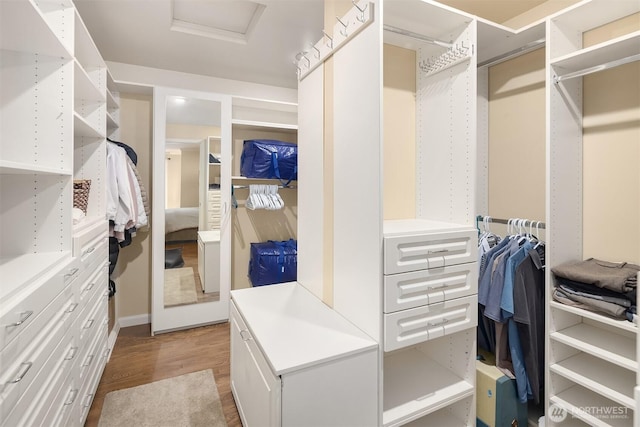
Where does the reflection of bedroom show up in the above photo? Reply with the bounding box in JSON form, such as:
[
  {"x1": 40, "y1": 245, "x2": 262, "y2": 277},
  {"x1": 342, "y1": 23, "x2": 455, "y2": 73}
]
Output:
[{"x1": 164, "y1": 121, "x2": 222, "y2": 307}]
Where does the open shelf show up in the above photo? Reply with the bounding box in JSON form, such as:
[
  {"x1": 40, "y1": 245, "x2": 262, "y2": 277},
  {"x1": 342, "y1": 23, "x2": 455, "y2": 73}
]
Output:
[
  {"x1": 550, "y1": 352, "x2": 635, "y2": 409},
  {"x1": 0, "y1": 0, "x2": 73, "y2": 58},
  {"x1": 0, "y1": 160, "x2": 72, "y2": 176},
  {"x1": 73, "y1": 9, "x2": 104, "y2": 72},
  {"x1": 550, "y1": 322, "x2": 636, "y2": 371},
  {"x1": 106, "y1": 112, "x2": 118, "y2": 131},
  {"x1": 74, "y1": 112, "x2": 104, "y2": 139},
  {"x1": 550, "y1": 301, "x2": 637, "y2": 333},
  {"x1": 0, "y1": 251, "x2": 72, "y2": 303},
  {"x1": 106, "y1": 90, "x2": 119, "y2": 110},
  {"x1": 74, "y1": 60, "x2": 104, "y2": 104},
  {"x1": 232, "y1": 176, "x2": 296, "y2": 184},
  {"x1": 231, "y1": 119, "x2": 298, "y2": 132},
  {"x1": 383, "y1": 348, "x2": 474, "y2": 427},
  {"x1": 551, "y1": 385, "x2": 633, "y2": 427},
  {"x1": 551, "y1": 31, "x2": 640, "y2": 76}
]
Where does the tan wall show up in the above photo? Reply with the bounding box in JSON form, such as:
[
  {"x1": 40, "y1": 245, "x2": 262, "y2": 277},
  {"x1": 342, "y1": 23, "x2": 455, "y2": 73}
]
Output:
[
  {"x1": 180, "y1": 148, "x2": 200, "y2": 208},
  {"x1": 582, "y1": 14, "x2": 640, "y2": 264},
  {"x1": 112, "y1": 93, "x2": 153, "y2": 320},
  {"x1": 487, "y1": 47, "x2": 546, "y2": 239},
  {"x1": 383, "y1": 44, "x2": 416, "y2": 220}
]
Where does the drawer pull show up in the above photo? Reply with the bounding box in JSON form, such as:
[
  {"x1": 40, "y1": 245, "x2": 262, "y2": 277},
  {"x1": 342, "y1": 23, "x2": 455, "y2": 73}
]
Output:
[
  {"x1": 84, "y1": 246, "x2": 96, "y2": 256},
  {"x1": 65, "y1": 268, "x2": 79, "y2": 279},
  {"x1": 103, "y1": 348, "x2": 111, "y2": 359},
  {"x1": 85, "y1": 282, "x2": 96, "y2": 292},
  {"x1": 82, "y1": 354, "x2": 95, "y2": 367},
  {"x1": 428, "y1": 318, "x2": 449, "y2": 327},
  {"x1": 64, "y1": 389, "x2": 79, "y2": 406},
  {"x1": 66, "y1": 303, "x2": 79, "y2": 314},
  {"x1": 83, "y1": 319, "x2": 95, "y2": 329},
  {"x1": 239, "y1": 330, "x2": 252, "y2": 341},
  {"x1": 83, "y1": 393, "x2": 94, "y2": 408},
  {"x1": 10, "y1": 362, "x2": 33, "y2": 384},
  {"x1": 428, "y1": 283, "x2": 449, "y2": 290},
  {"x1": 427, "y1": 249, "x2": 449, "y2": 254},
  {"x1": 6, "y1": 310, "x2": 34, "y2": 328},
  {"x1": 65, "y1": 347, "x2": 79, "y2": 361}
]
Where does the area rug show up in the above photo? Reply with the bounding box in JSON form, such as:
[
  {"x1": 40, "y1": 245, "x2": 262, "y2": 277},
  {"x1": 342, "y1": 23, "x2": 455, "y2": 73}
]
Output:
[
  {"x1": 164, "y1": 267, "x2": 198, "y2": 306},
  {"x1": 98, "y1": 369, "x2": 227, "y2": 427}
]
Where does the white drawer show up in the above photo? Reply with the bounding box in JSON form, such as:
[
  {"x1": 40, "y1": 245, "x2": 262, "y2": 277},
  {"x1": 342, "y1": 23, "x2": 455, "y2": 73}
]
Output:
[
  {"x1": 78, "y1": 328, "x2": 108, "y2": 425},
  {"x1": 77, "y1": 306, "x2": 108, "y2": 387},
  {"x1": 384, "y1": 295, "x2": 477, "y2": 352},
  {"x1": 384, "y1": 263, "x2": 478, "y2": 313},
  {"x1": 384, "y1": 229, "x2": 477, "y2": 275},
  {"x1": 43, "y1": 369, "x2": 78, "y2": 427},
  {"x1": 72, "y1": 219, "x2": 108, "y2": 258},
  {"x1": 0, "y1": 258, "x2": 79, "y2": 352},
  {"x1": 0, "y1": 286, "x2": 76, "y2": 422},
  {"x1": 77, "y1": 288, "x2": 107, "y2": 350},
  {"x1": 77, "y1": 264, "x2": 108, "y2": 314}
]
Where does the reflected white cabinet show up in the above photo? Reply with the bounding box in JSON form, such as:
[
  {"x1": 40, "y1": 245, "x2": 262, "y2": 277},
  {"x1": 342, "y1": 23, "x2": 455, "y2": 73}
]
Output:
[
  {"x1": 198, "y1": 230, "x2": 221, "y2": 294},
  {"x1": 230, "y1": 283, "x2": 379, "y2": 427}
]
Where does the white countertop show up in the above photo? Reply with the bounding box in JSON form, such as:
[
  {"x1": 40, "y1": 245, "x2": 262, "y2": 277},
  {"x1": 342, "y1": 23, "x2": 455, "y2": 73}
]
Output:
[
  {"x1": 231, "y1": 282, "x2": 378, "y2": 375},
  {"x1": 384, "y1": 218, "x2": 475, "y2": 237}
]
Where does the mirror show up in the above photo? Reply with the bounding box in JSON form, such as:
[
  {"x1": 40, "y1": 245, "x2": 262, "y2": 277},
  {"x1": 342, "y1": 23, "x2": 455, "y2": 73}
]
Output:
[{"x1": 152, "y1": 87, "x2": 231, "y2": 333}]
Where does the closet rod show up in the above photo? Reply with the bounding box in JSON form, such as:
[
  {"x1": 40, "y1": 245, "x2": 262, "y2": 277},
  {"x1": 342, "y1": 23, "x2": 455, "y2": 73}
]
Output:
[
  {"x1": 554, "y1": 53, "x2": 640, "y2": 83},
  {"x1": 477, "y1": 38, "x2": 545, "y2": 68},
  {"x1": 232, "y1": 184, "x2": 297, "y2": 190},
  {"x1": 383, "y1": 25, "x2": 452, "y2": 49},
  {"x1": 476, "y1": 215, "x2": 545, "y2": 229}
]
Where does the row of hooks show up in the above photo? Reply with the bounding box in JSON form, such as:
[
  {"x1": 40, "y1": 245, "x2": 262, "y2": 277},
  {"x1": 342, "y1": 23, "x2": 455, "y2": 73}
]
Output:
[
  {"x1": 419, "y1": 42, "x2": 473, "y2": 77},
  {"x1": 295, "y1": 0, "x2": 374, "y2": 80}
]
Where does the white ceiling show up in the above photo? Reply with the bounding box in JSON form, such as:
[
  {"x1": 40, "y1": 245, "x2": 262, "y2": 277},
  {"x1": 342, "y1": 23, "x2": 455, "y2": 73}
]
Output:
[
  {"x1": 75, "y1": 0, "x2": 324, "y2": 89},
  {"x1": 75, "y1": 0, "x2": 552, "y2": 91}
]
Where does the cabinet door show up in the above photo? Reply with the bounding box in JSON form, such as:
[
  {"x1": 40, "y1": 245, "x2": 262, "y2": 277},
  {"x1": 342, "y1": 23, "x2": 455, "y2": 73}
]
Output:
[{"x1": 230, "y1": 304, "x2": 281, "y2": 427}]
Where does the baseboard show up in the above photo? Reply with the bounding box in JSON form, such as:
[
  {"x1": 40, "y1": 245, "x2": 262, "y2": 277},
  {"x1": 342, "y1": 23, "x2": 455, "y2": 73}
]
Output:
[
  {"x1": 118, "y1": 313, "x2": 151, "y2": 328},
  {"x1": 107, "y1": 321, "x2": 120, "y2": 362}
]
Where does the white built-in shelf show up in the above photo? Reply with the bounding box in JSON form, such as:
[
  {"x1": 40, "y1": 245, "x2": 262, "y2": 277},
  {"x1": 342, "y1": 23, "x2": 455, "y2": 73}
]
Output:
[
  {"x1": 549, "y1": 0, "x2": 640, "y2": 34},
  {"x1": 73, "y1": 9, "x2": 104, "y2": 71},
  {"x1": 551, "y1": 322, "x2": 637, "y2": 371},
  {"x1": 231, "y1": 119, "x2": 298, "y2": 132},
  {"x1": 0, "y1": 0, "x2": 73, "y2": 58},
  {"x1": 0, "y1": 160, "x2": 72, "y2": 176},
  {"x1": 74, "y1": 60, "x2": 105, "y2": 103},
  {"x1": 550, "y1": 352, "x2": 635, "y2": 409},
  {"x1": 0, "y1": 251, "x2": 72, "y2": 303},
  {"x1": 74, "y1": 112, "x2": 103, "y2": 139},
  {"x1": 551, "y1": 31, "x2": 640, "y2": 75},
  {"x1": 231, "y1": 176, "x2": 296, "y2": 184},
  {"x1": 383, "y1": 218, "x2": 475, "y2": 237},
  {"x1": 383, "y1": 348, "x2": 474, "y2": 427},
  {"x1": 550, "y1": 301, "x2": 637, "y2": 333},
  {"x1": 106, "y1": 90, "x2": 119, "y2": 110},
  {"x1": 402, "y1": 405, "x2": 470, "y2": 427},
  {"x1": 106, "y1": 112, "x2": 118, "y2": 131},
  {"x1": 551, "y1": 386, "x2": 633, "y2": 427},
  {"x1": 209, "y1": 163, "x2": 222, "y2": 167}
]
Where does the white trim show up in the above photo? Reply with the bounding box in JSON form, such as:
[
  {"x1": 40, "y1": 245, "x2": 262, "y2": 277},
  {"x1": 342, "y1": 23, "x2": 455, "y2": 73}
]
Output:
[
  {"x1": 118, "y1": 313, "x2": 151, "y2": 328},
  {"x1": 106, "y1": 321, "x2": 121, "y2": 362}
]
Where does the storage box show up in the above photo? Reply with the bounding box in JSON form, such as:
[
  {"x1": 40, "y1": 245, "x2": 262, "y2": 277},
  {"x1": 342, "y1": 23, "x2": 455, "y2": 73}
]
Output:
[
  {"x1": 248, "y1": 239, "x2": 297, "y2": 287},
  {"x1": 240, "y1": 139, "x2": 297, "y2": 184}
]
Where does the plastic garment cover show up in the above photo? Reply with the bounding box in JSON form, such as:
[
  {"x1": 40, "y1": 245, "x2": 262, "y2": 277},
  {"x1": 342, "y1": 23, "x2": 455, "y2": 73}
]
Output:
[{"x1": 248, "y1": 239, "x2": 297, "y2": 287}]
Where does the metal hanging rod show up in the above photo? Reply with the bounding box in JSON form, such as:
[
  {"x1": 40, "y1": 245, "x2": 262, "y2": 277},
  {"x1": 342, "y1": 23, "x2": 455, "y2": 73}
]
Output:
[
  {"x1": 383, "y1": 25, "x2": 452, "y2": 49},
  {"x1": 476, "y1": 215, "x2": 545, "y2": 229},
  {"x1": 477, "y1": 38, "x2": 545, "y2": 68},
  {"x1": 554, "y1": 53, "x2": 640, "y2": 84},
  {"x1": 233, "y1": 184, "x2": 297, "y2": 190}
]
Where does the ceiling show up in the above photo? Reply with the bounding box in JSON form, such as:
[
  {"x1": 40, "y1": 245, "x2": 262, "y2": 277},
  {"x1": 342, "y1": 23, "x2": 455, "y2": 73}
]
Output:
[{"x1": 76, "y1": 0, "x2": 550, "y2": 90}]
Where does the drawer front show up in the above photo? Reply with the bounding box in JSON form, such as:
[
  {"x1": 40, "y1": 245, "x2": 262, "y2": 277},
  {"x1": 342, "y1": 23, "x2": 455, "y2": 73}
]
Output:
[
  {"x1": 80, "y1": 237, "x2": 108, "y2": 278},
  {"x1": 72, "y1": 220, "x2": 108, "y2": 257},
  {"x1": 43, "y1": 369, "x2": 78, "y2": 427},
  {"x1": 0, "y1": 258, "x2": 79, "y2": 352},
  {"x1": 78, "y1": 328, "x2": 108, "y2": 426},
  {"x1": 384, "y1": 295, "x2": 477, "y2": 352},
  {"x1": 77, "y1": 288, "x2": 107, "y2": 350},
  {"x1": 384, "y1": 229, "x2": 477, "y2": 275},
  {"x1": 77, "y1": 263, "x2": 108, "y2": 314},
  {"x1": 384, "y1": 263, "x2": 478, "y2": 313},
  {"x1": 0, "y1": 287, "x2": 76, "y2": 422},
  {"x1": 77, "y1": 307, "x2": 108, "y2": 388}
]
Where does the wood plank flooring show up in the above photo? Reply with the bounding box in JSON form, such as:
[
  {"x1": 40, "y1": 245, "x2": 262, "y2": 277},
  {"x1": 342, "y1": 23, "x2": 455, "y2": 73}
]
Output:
[
  {"x1": 86, "y1": 322, "x2": 242, "y2": 427},
  {"x1": 166, "y1": 241, "x2": 219, "y2": 304}
]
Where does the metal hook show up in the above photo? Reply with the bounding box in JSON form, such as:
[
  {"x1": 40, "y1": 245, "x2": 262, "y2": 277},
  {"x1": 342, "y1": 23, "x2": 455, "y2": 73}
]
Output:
[
  {"x1": 322, "y1": 30, "x2": 334, "y2": 49},
  {"x1": 352, "y1": 0, "x2": 367, "y2": 22},
  {"x1": 336, "y1": 16, "x2": 348, "y2": 37},
  {"x1": 311, "y1": 44, "x2": 320, "y2": 59}
]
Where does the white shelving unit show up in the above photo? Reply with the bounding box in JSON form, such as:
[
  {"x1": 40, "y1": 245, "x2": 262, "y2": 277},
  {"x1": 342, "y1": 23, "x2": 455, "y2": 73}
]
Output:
[
  {"x1": 1, "y1": 1, "x2": 110, "y2": 425},
  {"x1": 546, "y1": 1, "x2": 640, "y2": 426}
]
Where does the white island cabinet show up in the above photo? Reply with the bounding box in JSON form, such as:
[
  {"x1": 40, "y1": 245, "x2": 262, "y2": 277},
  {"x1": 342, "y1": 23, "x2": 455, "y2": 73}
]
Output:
[{"x1": 230, "y1": 282, "x2": 379, "y2": 427}]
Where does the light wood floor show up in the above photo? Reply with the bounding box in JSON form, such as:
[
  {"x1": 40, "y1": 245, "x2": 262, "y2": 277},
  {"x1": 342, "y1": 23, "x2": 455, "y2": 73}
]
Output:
[
  {"x1": 166, "y1": 241, "x2": 219, "y2": 304},
  {"x1": 86, "y1": 322, "x2": 242, "y2": 427}
]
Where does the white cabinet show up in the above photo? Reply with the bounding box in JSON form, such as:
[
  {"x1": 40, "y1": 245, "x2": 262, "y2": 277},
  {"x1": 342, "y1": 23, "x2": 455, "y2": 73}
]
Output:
[
  {"x1": 546, "y1": 1, "x2": 640, "y2": 426},
  {"x1": 1, "y1": 1, "x2": 109, "y2": 425},
  {"x1": 198, "y1": 230, "x2": 221, "y2": 294},
  {"x1": 230, "y1": 282, "x2": 379, "y2": 427}
]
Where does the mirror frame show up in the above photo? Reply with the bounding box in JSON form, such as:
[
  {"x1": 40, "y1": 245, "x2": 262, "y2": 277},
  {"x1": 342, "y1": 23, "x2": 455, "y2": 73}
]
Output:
[{"x1": 152, "y1": 86, "x2": 232, "y2": 334}]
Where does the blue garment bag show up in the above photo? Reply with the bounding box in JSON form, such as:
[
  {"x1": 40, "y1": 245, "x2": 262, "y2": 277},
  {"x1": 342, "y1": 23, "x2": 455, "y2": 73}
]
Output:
[{"x1": 240, "y1": 139, "x2": 297, "y2": 186}]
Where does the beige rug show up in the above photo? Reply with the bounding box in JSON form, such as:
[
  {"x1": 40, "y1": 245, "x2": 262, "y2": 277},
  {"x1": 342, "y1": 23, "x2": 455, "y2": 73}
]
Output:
[
  {"x1": 164, "y1": 267, "x2": 198, "y2": 306},
  {"x1": 98, "y1": 370, "x2": 227, "y2": 427}
]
